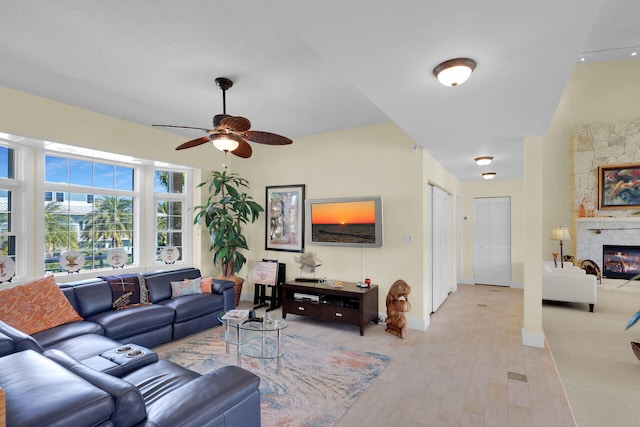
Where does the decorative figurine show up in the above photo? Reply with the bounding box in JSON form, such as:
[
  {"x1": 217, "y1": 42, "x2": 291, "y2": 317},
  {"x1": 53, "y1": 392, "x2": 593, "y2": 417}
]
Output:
[{"x1": 385, "y1": 279, "x2": 412, "y2": 339}]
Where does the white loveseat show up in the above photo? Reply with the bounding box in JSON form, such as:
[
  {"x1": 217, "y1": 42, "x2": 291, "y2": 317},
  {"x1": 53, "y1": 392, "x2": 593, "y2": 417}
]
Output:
[{"x1": 541, "y1": 262, "x2": 597, "y2": 312}]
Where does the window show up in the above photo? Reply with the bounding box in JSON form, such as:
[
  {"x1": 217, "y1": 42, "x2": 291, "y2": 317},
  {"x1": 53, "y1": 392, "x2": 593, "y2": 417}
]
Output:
[
  {"x1": 0, "y1": 146, "x2": 17, "y2": 274},
  {"x1": 155, "y1": 170, "x2": 186, "y2": 263},
  {"x1": 0, "y1": 135, "x2": 192, "y2": 282},
  {"x1": 44, "y1": 155, "x2": 136, "y2": 273}
]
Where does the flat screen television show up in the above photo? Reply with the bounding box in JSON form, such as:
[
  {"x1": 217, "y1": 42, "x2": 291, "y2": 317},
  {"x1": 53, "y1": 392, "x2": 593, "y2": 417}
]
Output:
[{"x1": 305, "y1": 196, "x2": 383, "y2": 248}]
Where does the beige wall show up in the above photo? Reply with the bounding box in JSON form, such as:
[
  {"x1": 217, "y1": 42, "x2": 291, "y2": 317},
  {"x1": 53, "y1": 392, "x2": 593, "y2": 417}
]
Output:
[
  {"x1": 231, "y1": 122, "x2": 437, "y2": 326},
  {"x1": 460, "y1": 179, "x2": 525, "y2": 285},
  {"x1": 543, "y1": 58, "x2": 640, "y2": 258},
  {"x1": 0, "y1": 87, "x2": 461, "y2": 326}
]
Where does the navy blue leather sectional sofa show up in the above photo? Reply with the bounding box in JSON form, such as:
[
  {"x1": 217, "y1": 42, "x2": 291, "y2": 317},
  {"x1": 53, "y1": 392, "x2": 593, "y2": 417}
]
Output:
[{"x1": 0, "y1": 267, "x2": 261, "y2": 427}]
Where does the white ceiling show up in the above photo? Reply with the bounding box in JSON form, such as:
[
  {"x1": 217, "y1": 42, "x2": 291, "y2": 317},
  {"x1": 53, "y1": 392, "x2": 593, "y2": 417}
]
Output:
[{"x1": 1, "y1": 0, "x2": 638, "y2": 181}]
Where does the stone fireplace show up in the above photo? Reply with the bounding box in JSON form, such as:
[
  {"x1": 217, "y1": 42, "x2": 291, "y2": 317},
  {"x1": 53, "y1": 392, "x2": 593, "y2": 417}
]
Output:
[
  {"x1": 572, "y1": 118, "x2": 640, "y2": 277},
  {"x1": 576, "y1": 218, "x2": 640, "y2": 277}
]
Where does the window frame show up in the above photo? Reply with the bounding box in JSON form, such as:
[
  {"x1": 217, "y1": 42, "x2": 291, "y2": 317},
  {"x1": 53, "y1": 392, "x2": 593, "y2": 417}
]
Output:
[{"x1": 154, "y1": 168, "x2": 192, "y2": 266}]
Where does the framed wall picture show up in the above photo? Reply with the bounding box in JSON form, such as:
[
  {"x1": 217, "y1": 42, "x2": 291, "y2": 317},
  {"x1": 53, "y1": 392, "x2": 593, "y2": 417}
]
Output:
[
  {"x1": 598, "y1": 164, "x2": 640, "y2": 209},
  {"x1": 265, "y1": 184, "x2": 305, "y2": 252}
]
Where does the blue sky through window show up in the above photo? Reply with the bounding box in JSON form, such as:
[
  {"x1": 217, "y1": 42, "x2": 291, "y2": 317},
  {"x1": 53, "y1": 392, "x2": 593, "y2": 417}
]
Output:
[{"x1": 45, "y1": 155, "x2": 133, "y2": 190}]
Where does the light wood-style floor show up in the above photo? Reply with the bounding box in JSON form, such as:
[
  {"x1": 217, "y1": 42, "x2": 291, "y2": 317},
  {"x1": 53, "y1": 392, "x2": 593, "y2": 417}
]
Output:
[{"x1": 248, "y1": 284, "x2": 575, "y2": 427}]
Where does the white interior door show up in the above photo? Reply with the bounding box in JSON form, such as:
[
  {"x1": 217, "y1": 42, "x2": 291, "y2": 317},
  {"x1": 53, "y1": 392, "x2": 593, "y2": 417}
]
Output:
[
  {"x1": 473, "y1": 197, "x2": 511, "y2": 286},
  {"x1": 431, "y1": 186, "x2": 451, "y2": 312}
]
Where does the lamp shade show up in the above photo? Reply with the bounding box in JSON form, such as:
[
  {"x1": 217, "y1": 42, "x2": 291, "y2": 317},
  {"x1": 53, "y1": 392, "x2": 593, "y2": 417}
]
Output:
[
  {"x1": 550, "y1": 227, "x2": 571, "y2": 241},
  {"x1": 433, "y1": 58, "x2": 477, "y2": 87},
  {"x1": 212, "y1": 135, "x2": 240, "y2": 152}
]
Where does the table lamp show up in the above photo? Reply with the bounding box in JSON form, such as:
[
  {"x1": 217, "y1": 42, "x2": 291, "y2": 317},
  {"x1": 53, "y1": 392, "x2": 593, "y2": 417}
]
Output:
[{"x1": 550, "y1": 227, "x2": 571, "y2": 268}]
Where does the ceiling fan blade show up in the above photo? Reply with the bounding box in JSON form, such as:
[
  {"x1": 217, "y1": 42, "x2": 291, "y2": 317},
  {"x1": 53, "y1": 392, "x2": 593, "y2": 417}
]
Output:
[
  {"x1": 153, "y1": 124, "x2": 212, "y2": 132},
  {"x1": 232, "y1": 140, "x2": 253, "y2": 158},
  {"x1": 221, "y1": 116, "x2": 251, "y2": 132},
  {"x1": 175, "y1": 136, "x2": 210, "y2": 150},
  {"x1": 245, "y1": 130, "x2": 293, "y2": 145}
]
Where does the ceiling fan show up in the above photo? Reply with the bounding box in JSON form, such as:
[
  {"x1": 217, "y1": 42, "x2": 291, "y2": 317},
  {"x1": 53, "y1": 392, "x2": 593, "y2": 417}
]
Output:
[{"x1": 153, "y1": 77, "x2": 292, "y2": 158}]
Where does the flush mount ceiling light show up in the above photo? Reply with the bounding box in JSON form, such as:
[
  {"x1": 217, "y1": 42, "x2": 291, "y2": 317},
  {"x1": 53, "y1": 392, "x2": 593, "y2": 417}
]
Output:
[
  {"x1": 474, "y1": 156, "x2": 493, "y2": 166},
  {"x1": 482, "y1": 172, "x2": 497, "y2": 180},
  {"x1": 433, "y1": 58, "x2": 477, "y2": 87}
]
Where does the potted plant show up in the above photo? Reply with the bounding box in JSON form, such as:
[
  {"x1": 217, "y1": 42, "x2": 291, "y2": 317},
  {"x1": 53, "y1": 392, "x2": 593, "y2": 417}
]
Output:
[{"x1": 194, "y1": 170, "x2": 263, "y2": 306}]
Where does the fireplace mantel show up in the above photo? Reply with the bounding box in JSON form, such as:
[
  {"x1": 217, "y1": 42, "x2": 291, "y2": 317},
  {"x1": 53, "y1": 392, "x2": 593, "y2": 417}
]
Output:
[{"x1": 576, "y1": 218, "x2": 640, "y2": 272}]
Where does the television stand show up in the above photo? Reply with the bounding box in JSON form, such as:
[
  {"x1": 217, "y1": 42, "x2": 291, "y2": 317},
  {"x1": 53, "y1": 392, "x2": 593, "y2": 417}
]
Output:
[
  {"x1": 282, "y1": 281, "x2": 378, "y2": 336},
  {"x1": 294, "y1": 277, "x2": 322, "y2": 283}
]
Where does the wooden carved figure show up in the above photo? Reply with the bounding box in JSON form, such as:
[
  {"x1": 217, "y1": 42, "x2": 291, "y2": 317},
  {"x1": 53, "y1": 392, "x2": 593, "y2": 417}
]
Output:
[{"x1": 385, "y1": 279, "x2": 412, "y2": 338}]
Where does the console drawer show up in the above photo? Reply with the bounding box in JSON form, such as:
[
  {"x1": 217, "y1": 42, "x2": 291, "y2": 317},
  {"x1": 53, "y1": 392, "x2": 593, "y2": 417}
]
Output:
[
  {"x1": 286, "y1": 300, "x2": 319, "y2": 318},
  {"x1": 318, "y1": 305, "x2": 359, "y2": 324}
]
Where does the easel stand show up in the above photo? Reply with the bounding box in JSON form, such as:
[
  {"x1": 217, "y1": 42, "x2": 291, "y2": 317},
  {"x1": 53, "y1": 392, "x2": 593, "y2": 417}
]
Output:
[{"x1": 253, "y1": 262, "x2": 286, "y2": 312}]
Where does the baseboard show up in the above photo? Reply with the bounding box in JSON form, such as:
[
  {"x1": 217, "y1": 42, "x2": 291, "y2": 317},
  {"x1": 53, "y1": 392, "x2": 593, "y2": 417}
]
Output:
[
  {"x1": 459, "y1": 277, "x2": 475, "y2": 285},
  {"x1": 521, "y1": 328, "x2": 545, "y2": 348},
  {"x1": 408, "y1": 316, "x2": 429, "y2": 331}
]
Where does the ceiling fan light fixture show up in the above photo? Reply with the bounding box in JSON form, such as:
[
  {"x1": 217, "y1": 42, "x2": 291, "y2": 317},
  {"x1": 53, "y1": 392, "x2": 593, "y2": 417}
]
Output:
[
  {"x1": 482, "y1": 172, "x2": 497, "y2": 180},
  {"x1": 474, "y1": 156, "x2": 493, "y2": 166},
  {"x1": 212, "y1": 135, "x2": 240, "y2": 152},
  {"x1": 433, "y1": 57, "x2": 477, "y2": 87}
]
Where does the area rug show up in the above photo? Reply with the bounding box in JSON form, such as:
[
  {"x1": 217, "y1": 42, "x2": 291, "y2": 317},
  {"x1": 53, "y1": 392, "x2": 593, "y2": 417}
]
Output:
[{"x1": 155, "y1": 330, "x2": 391, "y2": 427}]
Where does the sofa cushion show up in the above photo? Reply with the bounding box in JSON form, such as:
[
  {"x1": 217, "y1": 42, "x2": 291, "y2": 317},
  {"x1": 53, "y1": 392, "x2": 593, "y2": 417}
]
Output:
[
  {"x1": 0, "y1": 275, "x2": 83, "y2": 334},
  {"x1": 142, "y1": 365, "x2": 261, "y2": 427},
  {"x1": 73, "y1": 280, "x2": 114, "y2": 317},
  {"x1": 44, "y1": 349, "x2": 147, "y2": 427},
  {"x1": 121, "y1": 359, "x2": 200, "y2": 405},
  {"x1": 159, "y1": 293, "x2": 225, "y2": 323},
  {"x1": 45, "y1": 333, "x2": 122, "y2": 360},
  {"x1": 170, "y1": 277, "x2": 202, "y2": 298},
  {"x1": 86, "y1": 304, "x2": 175, "y2": 341},
  {"x1": 0, "y1": 350, "x2": 114, "y2": 427},
  {"x1": 31, "y1": 319, "x2": 104, "y2": 348}
]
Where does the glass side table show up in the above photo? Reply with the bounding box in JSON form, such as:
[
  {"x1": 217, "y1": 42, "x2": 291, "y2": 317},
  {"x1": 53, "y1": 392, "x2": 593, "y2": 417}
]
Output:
[{"x1": 217, "y1": 312, "x2": 288, "y2": 373}]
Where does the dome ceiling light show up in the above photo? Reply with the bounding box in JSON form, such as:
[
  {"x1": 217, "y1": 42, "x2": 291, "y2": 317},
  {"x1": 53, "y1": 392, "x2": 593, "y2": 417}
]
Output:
[
  {"x1": 433, "y1": 58, "x2": 477, "y2": 87},
  {"x1": 482, "y1": 172, "x2": 497, "y2": 180},
  {"x1": 474, "y1": 156, "x2": 493, "y2": 166}
]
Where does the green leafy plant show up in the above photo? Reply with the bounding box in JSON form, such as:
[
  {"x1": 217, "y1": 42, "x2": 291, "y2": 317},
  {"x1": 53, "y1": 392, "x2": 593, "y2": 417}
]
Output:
[{"x1": 194, "y1": 170, "x2": 263, "y2": 277}]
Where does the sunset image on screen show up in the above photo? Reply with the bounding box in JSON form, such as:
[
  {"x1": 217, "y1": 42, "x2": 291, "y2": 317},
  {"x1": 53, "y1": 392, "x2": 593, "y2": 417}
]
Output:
[
  {"x1": 310, "y1": 200, "x2": 377, "y2": 245},
  {"x1": 311, "y1": 200, "x2": 375, "y2": 225}
]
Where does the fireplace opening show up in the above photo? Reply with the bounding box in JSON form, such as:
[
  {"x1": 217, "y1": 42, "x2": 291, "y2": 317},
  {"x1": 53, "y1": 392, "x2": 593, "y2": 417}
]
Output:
[{"x1": 603, "y1": 244, "x2": 640, "y2": 280}]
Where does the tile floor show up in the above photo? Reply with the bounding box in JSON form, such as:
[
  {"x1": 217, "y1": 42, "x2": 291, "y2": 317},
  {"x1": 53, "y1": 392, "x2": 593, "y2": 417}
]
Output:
[{"x1": 246, "y1": 284, "x2": 575, "y2": 427}]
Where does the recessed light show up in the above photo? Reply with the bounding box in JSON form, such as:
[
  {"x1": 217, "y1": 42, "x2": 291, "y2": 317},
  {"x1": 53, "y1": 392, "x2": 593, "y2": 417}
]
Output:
[
  {"x1": 474, "y1": 156, "x2": 493, "y2": 166},
  {"x1": 482, "y1": 172, "x2": 497, "y2": 180}
]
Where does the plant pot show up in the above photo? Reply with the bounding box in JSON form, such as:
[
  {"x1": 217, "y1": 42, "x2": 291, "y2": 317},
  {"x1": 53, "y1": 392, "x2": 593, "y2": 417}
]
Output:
[{"x1": 219, "y1": 275, "x2": 245, "y2": 307}]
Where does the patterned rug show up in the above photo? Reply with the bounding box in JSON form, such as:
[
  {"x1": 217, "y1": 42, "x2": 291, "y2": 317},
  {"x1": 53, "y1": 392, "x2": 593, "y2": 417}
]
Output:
[{"x1": 155, "y1": 329, "x2": 391, "y2": 427}]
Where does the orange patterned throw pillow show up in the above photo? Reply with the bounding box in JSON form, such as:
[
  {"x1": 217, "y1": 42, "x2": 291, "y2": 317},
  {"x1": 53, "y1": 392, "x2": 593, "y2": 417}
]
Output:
[
  {"x1": 0, "y1": 275, "x2": 83, "y2": 334},
  {"x1": 200, "y1": 277, "x2": 213, "y2": 293}
]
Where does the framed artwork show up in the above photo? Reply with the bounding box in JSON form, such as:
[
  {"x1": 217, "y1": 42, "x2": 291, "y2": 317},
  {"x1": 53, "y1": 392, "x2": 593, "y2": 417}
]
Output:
[
  {"x1": 598, "y1": 164, "x2": 640, "y2": 209},
  {"x1": 265, "y1": 184, "x2": 305, "y2": 252}
]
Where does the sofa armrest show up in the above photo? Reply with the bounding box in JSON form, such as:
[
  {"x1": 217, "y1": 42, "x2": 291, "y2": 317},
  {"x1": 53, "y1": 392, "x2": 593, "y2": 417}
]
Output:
[
  {"x1": 0, "y1": 320, "x2": 44, "y2": 353},
  {"x1": 212, "y1": 279, "x2": 237, "y2": 310},
  {"x1": 44, "y1": 349, "x2": 146, "y2": 427},
  {"x1": 143, "y1": 365, "x2": 260, "y2": 427}
]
